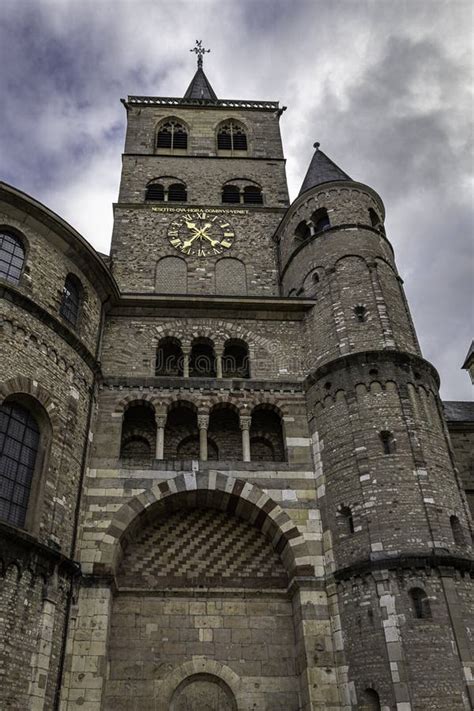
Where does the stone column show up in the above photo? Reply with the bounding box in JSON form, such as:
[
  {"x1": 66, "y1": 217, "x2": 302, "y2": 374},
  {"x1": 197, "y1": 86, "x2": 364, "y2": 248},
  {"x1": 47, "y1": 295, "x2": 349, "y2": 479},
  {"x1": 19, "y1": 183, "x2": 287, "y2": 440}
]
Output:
[
  {"x1": 182, "y1": 347, "x2": 190, "y2": 378},
  {"x1": 240, "y1": 415, "x2": 251, "y2": 462},
  {"x1": 215, "y1": 346, "x2": 224, "y2": 379},
  {"x1": 155, "y1": 413, "x2": 167, "y2": 460},
  {"x1": 198, "y1": 413, "x2": 209, "y2": 461}
]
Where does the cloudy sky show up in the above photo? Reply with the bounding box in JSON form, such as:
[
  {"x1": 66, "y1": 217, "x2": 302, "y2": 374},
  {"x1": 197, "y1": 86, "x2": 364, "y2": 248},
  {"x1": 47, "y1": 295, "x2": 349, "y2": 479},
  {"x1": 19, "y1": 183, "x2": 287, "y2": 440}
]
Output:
[{"x1": 0, "y1": 0, "x2": 472, "y2": 399}]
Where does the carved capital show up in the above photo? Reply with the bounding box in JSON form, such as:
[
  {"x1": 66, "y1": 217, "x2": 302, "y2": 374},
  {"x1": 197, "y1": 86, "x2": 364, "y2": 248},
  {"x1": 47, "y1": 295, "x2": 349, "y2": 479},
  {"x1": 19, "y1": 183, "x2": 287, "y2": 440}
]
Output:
[
  {"x1": 197, "y1": 414, "x2": 209, "y2": 430},
  {"x1": 155, "y1": 414, "x2": 167, "y2": 428},
  {"x1": 239, "y1": 415, "x2": 251, "y2": 431}
]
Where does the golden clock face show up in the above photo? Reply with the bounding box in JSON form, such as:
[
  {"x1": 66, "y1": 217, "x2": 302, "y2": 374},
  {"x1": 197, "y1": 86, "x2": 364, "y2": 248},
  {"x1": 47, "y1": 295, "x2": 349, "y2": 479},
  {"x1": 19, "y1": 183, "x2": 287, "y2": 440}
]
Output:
[{"x1": 167, "y1": 212, "x2": 235, "y2": 257}]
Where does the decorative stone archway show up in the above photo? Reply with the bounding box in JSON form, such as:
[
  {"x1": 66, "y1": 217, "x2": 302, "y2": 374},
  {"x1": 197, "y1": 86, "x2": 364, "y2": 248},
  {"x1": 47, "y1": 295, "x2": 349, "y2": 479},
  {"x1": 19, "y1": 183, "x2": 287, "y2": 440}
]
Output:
[
  {"x1": 91, "y1": 470, "x2": 314, "y2": 580},
  {"x1": 62, "y1": 473, "x2": 331, "y2": 711}
]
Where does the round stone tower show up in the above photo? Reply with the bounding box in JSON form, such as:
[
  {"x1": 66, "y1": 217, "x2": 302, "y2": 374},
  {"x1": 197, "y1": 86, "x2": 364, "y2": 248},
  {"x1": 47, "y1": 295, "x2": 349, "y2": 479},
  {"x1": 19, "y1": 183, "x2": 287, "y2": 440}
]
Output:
[{"x1": 275, "y1": 146, "x2": 474, "y2": 710}]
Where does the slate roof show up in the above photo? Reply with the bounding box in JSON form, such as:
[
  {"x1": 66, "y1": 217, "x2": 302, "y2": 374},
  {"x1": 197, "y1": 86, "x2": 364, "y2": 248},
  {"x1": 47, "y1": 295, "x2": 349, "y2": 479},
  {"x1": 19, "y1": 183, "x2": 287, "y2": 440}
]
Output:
[
  {"x1": 183, "y1": 67, "x2": 218, "y2": 101},
  {"x1": 443, "y1": 401, "x2": 474, "y2": 422},
  {"x1": 462, "y1": 341, "x2": 474, "y2": 369},
  {"x1": 299, "y1": 144, "x2": 352, "y2": 196}
]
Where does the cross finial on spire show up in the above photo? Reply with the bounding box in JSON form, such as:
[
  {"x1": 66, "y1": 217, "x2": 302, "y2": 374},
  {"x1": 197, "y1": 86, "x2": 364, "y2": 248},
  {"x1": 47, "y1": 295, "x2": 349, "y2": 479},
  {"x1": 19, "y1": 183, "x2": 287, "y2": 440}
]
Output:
[{"x1": 190, "y1": 39, "x2": 210, "y2": 68}]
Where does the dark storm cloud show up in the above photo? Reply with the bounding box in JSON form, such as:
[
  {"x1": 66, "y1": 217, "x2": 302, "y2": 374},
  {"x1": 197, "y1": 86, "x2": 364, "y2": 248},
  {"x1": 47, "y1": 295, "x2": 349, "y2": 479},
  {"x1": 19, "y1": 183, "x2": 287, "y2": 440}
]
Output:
[{"x1": 0, "y1": 0, "x2": 472, "y2": 398}]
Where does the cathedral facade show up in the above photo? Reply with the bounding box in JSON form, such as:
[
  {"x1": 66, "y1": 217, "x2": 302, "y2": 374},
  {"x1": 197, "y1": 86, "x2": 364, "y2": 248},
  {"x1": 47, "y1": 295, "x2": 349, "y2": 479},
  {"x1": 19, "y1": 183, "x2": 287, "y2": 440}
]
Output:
[{"x1": 0, "y1": 53, "x2": 473, "y2": 711}]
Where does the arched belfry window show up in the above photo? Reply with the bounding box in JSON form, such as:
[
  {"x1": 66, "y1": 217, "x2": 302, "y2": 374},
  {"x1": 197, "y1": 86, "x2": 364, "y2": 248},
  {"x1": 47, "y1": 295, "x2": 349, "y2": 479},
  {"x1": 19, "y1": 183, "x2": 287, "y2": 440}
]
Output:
[
  {"x1": 222, "y1": 185, "x2": 241, "y2": 204},
  {"x1": 311, "y1": 208, "x2": 330, "y2": 234},
  {"x1": 243, "y1": 185, "x2": 263, "y2": 204},
  {"x1": 60, "y1": 273, "x2": 82, "y2": 327},
  {"x1": 0, "y1": 230, "x2": 25, "y2": 284},
  {"x1": 168, "y1": 183, "x2": 187, "y2": 202},
  {"x1": 217, "y1": 121, "x2": 248, "y2": 152},
  {"x1": 221, "y1": 181, "x2": 262, "y2": 205},
  {"x1": 156, "y1": 120, "x2": 188, "y2": 151},
  {"x1": 0, "y1": 402, "x2": 40, "y2": 528},
  {"x1": 145, "y1": 179, "x2": 187, "y2": 203},
  {"x1": 295, "y1": 221, "x2": 311, "y2": 242},
  {"x1": 145, "y1": 183, "x2": 165, "y2": 201}
]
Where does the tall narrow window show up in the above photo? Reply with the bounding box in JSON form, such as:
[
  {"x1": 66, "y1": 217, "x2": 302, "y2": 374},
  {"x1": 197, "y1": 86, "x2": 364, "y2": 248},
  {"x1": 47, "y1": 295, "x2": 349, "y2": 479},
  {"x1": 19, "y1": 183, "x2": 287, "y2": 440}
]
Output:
[
  {"x1": 0, "y1": 402, "x2": 40, "y2": 528},
  {"x1": 217, "y1": 122, "x2": 247, "y2": 152},
  {"x1": 409, "y1": 587, "x2": 431, "y2": 619},
  {"x1": 156, "y1": 121, "x2": 188, "y2": 151},
  {"x1": 450, "y1": 515, "x2": 465, "y2": 546},
  {"x1": 340, "y1": 505, "x2": 355, "y2": 534},
  {"x1": 0, "y1": 231, "x2": 25, "y2": 284},
  {"x1": 380, "y1": 430, "x2": 396, "y2": 455},
  {"x1": 369, "y1": 208, "x2": 381, "y2": 227},
  {"x1": 60, "y1": 273, "x2": 82, "y2": 327}
]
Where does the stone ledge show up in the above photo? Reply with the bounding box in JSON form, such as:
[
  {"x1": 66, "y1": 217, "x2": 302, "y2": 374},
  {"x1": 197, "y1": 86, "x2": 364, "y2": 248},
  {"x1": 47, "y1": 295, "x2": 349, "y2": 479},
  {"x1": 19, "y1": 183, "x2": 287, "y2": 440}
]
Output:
[
  {"x1": 332, "y1": 552, "x2": 474, "y2": 581},
  {"x1": 305, "y1": 349, "x2": 440, "y2": 388},
  {"x1": 0, "y1": 520, "x2": 80, "y2": 577}
]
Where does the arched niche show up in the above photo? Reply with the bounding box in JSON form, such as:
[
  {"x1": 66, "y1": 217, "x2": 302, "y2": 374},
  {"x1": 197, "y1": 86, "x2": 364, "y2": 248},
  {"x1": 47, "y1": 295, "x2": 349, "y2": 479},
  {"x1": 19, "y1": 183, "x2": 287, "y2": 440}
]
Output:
[{"x1": 170, "y1": 673, "x2": 237, "y2": 711}]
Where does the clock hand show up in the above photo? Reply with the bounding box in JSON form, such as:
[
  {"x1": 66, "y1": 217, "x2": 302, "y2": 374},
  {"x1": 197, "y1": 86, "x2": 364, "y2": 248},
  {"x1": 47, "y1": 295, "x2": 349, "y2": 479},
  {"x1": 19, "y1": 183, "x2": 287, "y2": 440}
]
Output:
[
  {"x1": 181, "y1": 232, "x2": 202, "y2": 249},
  {"x1": 199, "y1": 232, "x2": 221, "y2": 247}
]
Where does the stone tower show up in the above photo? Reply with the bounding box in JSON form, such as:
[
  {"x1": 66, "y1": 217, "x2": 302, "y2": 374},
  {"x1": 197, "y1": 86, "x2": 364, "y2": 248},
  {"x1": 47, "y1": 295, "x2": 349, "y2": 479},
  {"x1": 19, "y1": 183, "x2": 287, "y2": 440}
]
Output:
[{"x1": 0, "y1": 46, "x2": 473, "y2": 711}]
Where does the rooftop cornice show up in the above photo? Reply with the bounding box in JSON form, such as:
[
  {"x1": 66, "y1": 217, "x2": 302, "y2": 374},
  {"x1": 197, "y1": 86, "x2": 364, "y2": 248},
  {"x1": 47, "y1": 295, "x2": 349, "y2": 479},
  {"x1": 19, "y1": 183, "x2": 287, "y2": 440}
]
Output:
[{"x1": 123, "y1": 96, "x2": 280, "y2": 111}]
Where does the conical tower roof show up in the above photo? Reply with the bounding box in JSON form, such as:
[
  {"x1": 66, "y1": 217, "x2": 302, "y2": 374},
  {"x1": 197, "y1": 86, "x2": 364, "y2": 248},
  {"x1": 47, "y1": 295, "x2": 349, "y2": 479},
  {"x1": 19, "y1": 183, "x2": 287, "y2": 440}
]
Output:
[
  {"x1": 183, "y1": 66, "x2": 217, "y2": 100},
  {"x1": 299, "y1": 143, "x2": 351, "y2": 195}
]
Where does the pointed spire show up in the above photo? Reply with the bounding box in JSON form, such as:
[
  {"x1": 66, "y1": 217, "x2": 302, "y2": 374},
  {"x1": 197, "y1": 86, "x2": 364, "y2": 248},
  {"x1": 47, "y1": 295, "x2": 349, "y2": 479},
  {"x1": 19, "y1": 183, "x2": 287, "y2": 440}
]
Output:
[
  {"x1": 184, "y1": 40, "x2": 217, "y2": 101},
  {"x1": 299, "y1": 142, "x2": 351, "y2": 195}
]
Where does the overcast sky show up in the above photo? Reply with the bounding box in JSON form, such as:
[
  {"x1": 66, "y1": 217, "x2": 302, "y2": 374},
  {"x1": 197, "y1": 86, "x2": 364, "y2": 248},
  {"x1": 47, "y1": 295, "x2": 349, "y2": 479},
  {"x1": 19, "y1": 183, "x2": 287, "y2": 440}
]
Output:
[{"x1": 0, "y1": 0, "x2": 472, "y2": 399}]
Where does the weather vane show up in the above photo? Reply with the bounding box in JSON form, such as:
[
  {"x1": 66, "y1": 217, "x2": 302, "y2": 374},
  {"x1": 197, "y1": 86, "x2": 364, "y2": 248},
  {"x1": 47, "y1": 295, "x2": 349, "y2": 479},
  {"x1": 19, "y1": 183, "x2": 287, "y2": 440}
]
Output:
[{"x1": 190, "y1": 40, "x2": 210, "y2": 68}]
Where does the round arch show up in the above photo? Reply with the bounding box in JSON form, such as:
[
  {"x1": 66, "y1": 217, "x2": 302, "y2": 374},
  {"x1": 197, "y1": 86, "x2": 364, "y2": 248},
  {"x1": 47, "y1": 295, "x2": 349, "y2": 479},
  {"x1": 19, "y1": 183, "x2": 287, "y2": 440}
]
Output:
[
  {"x1": 92, "y1": 472, "x2": 313, "y2": 580},
  {"x1": 158, "y1": 659, "x2": 243, "y2": 711}
]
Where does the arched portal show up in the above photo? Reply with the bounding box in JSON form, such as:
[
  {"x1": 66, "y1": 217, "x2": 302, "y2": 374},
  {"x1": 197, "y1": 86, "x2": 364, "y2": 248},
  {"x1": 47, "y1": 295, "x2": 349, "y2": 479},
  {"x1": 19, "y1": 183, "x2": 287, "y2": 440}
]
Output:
[
  {"x1": 102, "y1": 479, "x2": 305, "y2": 709},
  {"x1": 171, "y1": 673, "x2": 237, "y2": 711}
]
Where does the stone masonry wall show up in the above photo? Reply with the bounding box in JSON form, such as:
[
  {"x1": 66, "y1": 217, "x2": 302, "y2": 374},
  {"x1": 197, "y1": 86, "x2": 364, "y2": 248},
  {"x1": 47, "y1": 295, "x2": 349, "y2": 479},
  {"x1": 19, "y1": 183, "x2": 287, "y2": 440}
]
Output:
[
  {"x1": 110, "y1": 205, "x2": 283, "y2": 294},
  {"x1": 448, "y1": 424, "x2": 474, "y2": 517},
  {"x1": 307, "y1": 353, "x2": 472, "y2": 572},
  {"x1": 123, "y1": 105, "x2": 286, "y2": 161},
  {"x1": 0, "y1": 203, "x2": 103, "y2": 355},
  {"x1": 100, "y1": 314, "x2": 307, "y2": 380}
]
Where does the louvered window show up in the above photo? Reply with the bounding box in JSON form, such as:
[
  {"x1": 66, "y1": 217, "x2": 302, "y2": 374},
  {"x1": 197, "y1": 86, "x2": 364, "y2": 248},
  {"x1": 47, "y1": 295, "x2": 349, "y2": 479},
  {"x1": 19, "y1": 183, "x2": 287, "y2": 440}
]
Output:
[
  {"x1": 60, "y1": 274, "x2": 82, "y2": 327},
  {"x1": 243, "y1": 186, "x2": 263, "y2": 204},
  {"x1": 217, "y1": 122, "x2": 247, "y2": 151},
  {"x1": 0, "y1": 403, "x2": 40, "y2": 528},
  {"x1": 222, "y1": 185, "x2": 240, "y2": 204},
  {"x1": 0, "y1": 231, "x2": 25, "y2": 284},
  {"x1": 168, "y1": 183, "x2": 187, "y2": 202},
  {"x1": 145, "y1": 183, "x2": 165, "y2": 201},
  {"x1": 156, "y1": 121, "x2": 188, "y2": 150}
]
